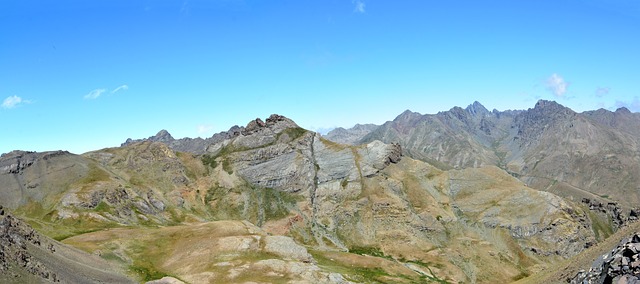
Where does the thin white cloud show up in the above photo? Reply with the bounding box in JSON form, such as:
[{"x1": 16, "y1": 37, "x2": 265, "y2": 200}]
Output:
[
  {"x1": 111, "y1": 84, "x2": 129, "y2": 94},
  {"x1": 595, "y1": 87, "x2": 610, "y2": 97},
  {"x1": 545, "y1": 73, "x2": 569, "y2": 97},
  {"x1": 197, "y1": 124, "x2": 214, "y2": 135},
  {"x1": 353, "y1": 0, "x2": 365, "y2": 13},
  {"x1": 84, "y1": 89, "x2": 107, "y2": 100},
  {"x1": 2, "y1": 95, "x2": 30, "y2": 109}
]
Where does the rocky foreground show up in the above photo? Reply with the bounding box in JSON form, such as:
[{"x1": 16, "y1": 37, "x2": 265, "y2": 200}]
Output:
[{"x1": 572, "y1": 232, "x2": 640, "y2": 284}]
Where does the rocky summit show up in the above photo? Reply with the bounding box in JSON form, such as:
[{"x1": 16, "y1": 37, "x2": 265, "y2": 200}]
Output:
[{"x1": 1, "y1": 103, "x2": 639, "y2": 283}]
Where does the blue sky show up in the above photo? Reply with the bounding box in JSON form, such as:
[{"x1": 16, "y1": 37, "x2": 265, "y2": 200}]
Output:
[{"x1": 1, "y1": 0, "x2": 639, "y2": 154}]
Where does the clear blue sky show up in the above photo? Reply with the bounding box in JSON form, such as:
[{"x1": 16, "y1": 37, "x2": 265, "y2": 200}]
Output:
[{"x1": 2, "y1": 0, "x2": 639, "y2": 154}]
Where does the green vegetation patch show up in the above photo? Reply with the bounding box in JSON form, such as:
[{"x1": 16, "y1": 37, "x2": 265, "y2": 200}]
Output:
[
  {"x1": 349, "y1": 246, "x2": 390, "y2": 259},
  {"x1": 201, "y1": 154, "x2": 218, "y2": 169},
  {"x1": 280, "y1": 127, "x2": 308, "y2": 141},
  {"x1": 81, "y1": 163, "x2": 111, "y2": 184},
  {"x1": 94, "y1": 201, "x2": 111, "y2": 213},
  {"x1": 125, "y1": 236, "x2": 180, "y2": 282},
  {"x1": 129, "y1": 261, "x2": 170, "y2": 282},
  {"x1": 222, "y1": 158, "x2": 233, "y2": 174},
  {"x1": 587, "y1": 209, "x2": 614, "y2": 241},
  {"x1": 203, "y1": 184, "x2": 299, "y2": 226}
]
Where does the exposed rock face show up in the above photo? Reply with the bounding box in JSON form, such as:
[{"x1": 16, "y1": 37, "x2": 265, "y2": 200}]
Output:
[
  {"x1": 0, "y1": 150, "x2": 69, "y2": 175},
  {"x1": 582, "y1": 198, "x2": 628, "y2": 228},
  {"x1": 324, "y1": 124, "x2": 379, "y2": 145},
  {"x1": 0, "y1": 209, "x2": 56, "y2": 282},
  {"x1": 0, "y1": 207, "x2": 134, "y2": 283},
  {"x1": 361, "y1": 100, "x2": 640, "y2": 210},
  {"x1": 571, "y1": 233, "x2": 640, "y2": 284},
  {"x1": 0, "y1": 150, "x2": 89, "y2": 209}
]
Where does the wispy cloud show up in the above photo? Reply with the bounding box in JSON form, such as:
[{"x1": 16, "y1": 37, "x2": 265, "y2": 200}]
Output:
[
  {"x1": 197, "y1": 124, "x2": 214, "y2": 135},
  {"x1": 545, "y1": 73, "x2": 569, "y2": 97},
  {"x1": 615, "y1": 97, "x2": 640, "y2": 112},
  {"x1": 180, "y1": 0, "x2": 190, "y2": 16},
  {"x1": 353, "y1": 0, "x2": 365, "y2": 13},
  {"x1": 595, "y1": 87, "x2": 610, "y2": 97},
  {"x1": 84, "y1": 89, "x2": 107, "y2": 100},
  {"x1": 111, "y1": 84, "x2": 129, "y2": 94},
  {"x1": 2, "y1": 95, "x2": 30, "y2": 109}
]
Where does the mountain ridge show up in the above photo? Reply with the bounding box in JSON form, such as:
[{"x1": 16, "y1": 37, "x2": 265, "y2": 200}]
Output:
[{"x1": 342, "y1": 100, "x2": 640, "y2": 210}]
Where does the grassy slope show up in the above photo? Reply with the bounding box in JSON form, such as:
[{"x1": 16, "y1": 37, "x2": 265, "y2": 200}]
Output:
[{"x1": 63, "y1": 220, "x2": 433, "y2": 283}]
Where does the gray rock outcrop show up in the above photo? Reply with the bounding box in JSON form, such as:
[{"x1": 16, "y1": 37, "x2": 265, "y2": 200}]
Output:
[
  {"x1": 0, "y1": 207, "x2": 134, "y2": 283},
  {"x1": 571, "y1": 233, "x2": 640, "y2": 284}
]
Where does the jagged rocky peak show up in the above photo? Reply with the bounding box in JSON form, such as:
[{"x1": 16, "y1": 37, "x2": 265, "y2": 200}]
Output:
[
  {"x1": 444, "y1": 106, "x2": 469, "y2": 120},
  {"x1": 465, "y1": 101, "x2": 491, "y2": 117},
  {"x1": 392, "y1": 110, "x2": 423, "y2": 127},
  {"x1": 241, "y1": 114, "x2": 299, "y2": 135},
  {"x1": 532, "y1": 99, "x2": 574, "y2": 114},
  {"x1": 516, "y1": 99, "x2": 576, "y2": 126},
  {"x1": 207, "y1": 114, "x2": 303, "y2": 155},
  {"x1": 396, "y1": 109, "x2": 421, "y2": 120},
  {"x1": 122, "y1": 129, "x2": 175, "y2": 147},
  {"x1": 153, "y1": 129, "x2": 175, "y2": 143}
]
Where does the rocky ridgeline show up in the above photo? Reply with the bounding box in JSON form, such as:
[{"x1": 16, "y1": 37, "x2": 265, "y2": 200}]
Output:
[
  {"x1": 0, "y1": 205, "x2": 59, "y2": 282},
  {"x1": 121, "y1": 115, "x2": 297, "y2": 155},
  {"x1": 0, "y1": 150, "x2": 69, "y2": 174},
  {"x1": 323, "y1": 123, "x2": 379, "y2": 145},
  {"x1": 571, "y1": 233, "x2": 640, "y2": 283}
]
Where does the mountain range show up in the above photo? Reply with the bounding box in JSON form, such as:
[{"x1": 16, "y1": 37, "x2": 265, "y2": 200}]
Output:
[
  {"x1": 328, "y1": 100, "x2": 640, "y2": 210},
  {"x1": 1, "y1": 102, "x2": 638, "y2": 283}
]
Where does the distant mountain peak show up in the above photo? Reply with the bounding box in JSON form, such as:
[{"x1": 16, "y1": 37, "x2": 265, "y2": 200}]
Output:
[
  {"x1": 323, "y1": 123, "x2": 379, "y2": 145},
  {"x1": 395, "y1": 109, "x2": 422, "y2": 121},
  {"x1": 154, "y1": 129, "x2": 174, "y2": 142},
  {"x1": 534, "y1": 99, "x2": 564, "y2": 109},
  {"x1": 615, "y1": 107, "x2": 631, "y2": 114},
  {"x1": 465, "y1": 101, "x2": 490, "y2": 117}
]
